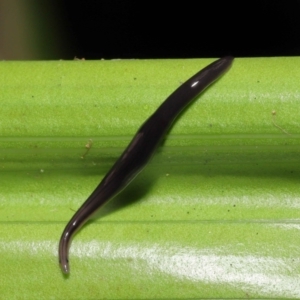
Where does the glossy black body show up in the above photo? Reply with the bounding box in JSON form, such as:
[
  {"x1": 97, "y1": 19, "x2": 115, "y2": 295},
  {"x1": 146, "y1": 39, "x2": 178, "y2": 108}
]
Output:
[{"x1": 59, "y1": 57, "x2": 234, "y2": 274}]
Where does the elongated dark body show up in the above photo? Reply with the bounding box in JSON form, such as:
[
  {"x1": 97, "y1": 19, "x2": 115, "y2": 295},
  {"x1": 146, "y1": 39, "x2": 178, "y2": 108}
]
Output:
[{"x1": 59, "y1": 57, "x2": 234, "y2": 274}]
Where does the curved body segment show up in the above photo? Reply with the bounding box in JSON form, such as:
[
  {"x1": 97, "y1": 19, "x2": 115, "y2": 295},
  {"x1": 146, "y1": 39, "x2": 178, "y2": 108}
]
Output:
[{"x1": 59, "y1": 56, "x2": 234, "y2": 274}]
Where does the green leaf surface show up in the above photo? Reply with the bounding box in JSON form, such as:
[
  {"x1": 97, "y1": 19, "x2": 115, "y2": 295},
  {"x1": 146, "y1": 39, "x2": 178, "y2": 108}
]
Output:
[{"x1": 0, "y1": 58, "x2": 300, "y2": 299}]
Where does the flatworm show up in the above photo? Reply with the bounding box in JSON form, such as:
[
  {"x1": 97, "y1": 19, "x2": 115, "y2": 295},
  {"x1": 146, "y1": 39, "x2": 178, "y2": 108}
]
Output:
[{"x1": 59, "y1": 57, "x2": 234, "y2": 274}]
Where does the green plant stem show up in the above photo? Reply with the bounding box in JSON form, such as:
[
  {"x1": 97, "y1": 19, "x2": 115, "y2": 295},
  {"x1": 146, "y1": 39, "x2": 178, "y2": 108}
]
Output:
[{"x1": 0, "y1": 58, "x2": 299, "y2": 299}]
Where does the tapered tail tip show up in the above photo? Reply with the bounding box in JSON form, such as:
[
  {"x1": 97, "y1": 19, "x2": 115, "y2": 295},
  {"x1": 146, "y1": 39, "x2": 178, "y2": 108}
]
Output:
[
  {"x1": 59, "y1": 233, "x2": 71, "y2": 274},
  {"x1": 59, "y1": 258, "x2": 70, "y2": 274}
]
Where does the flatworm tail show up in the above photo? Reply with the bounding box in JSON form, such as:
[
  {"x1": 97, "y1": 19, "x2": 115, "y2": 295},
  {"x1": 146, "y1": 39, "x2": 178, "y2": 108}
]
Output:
[{"x1": 59, "y1": 56, "x2": 234, "y2": 274}]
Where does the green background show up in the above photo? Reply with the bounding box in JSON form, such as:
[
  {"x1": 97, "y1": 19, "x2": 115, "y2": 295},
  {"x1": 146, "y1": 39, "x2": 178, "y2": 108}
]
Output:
[{"x1": 0, "y1": 58, "x2": 299, "y2": 299}]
